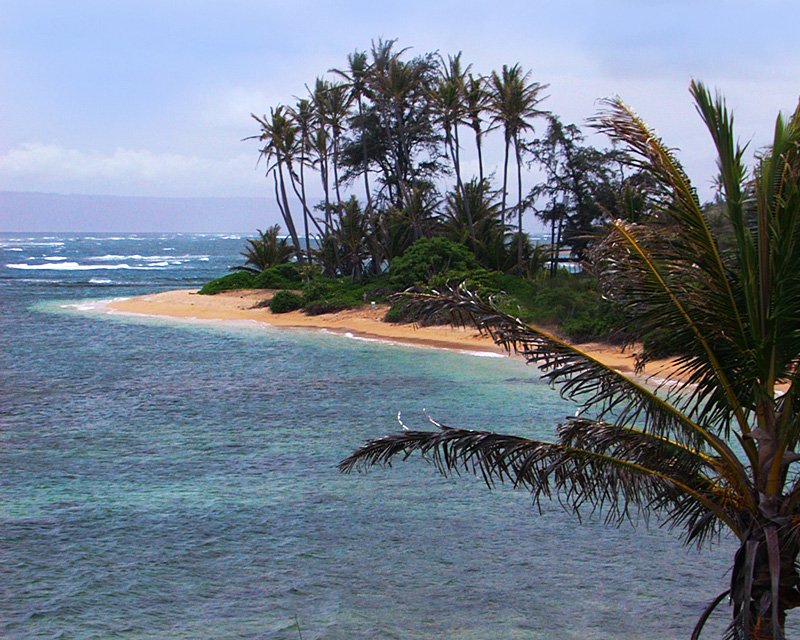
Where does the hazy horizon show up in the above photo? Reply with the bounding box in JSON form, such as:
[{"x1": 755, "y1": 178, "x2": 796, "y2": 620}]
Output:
[{"x1": 0, "y1": 191, "x2": 282, "y2": 233}]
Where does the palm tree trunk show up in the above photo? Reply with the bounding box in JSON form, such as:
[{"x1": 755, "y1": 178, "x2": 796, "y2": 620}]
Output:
[
  {"x1": 289, "y1": 160, "x2": 325, "y2": 251},
  {"x1": 452, "y1": 123, "x2": 476, "y2": 249},
  {"x1": 515, "y1": 135, "x2": 524, "y2": 274},
  {"x1": 358, "y1": 97, "x2": 373, "y2": 211},
  {"x1": 727, "y1": 526, "x2": 800, "y2": 640},
  {"x1": 272, "y1": 170, "x2": 286, "y2": 225},
  {"x1": 275, "y1": 157, "x2": 304, "y2": 264},
  {"x1": 501, "y1": 137, "x2": 510, "y2": 236},
  {"x1": 298, "y1": 151, "x2": 312, "y2": 262},
  {"x1": 476, "y1": 129, "x2": 484, "y2": 186},
  {"x1": 332, "y1": 131, "x2": 343, "y2": 208},
  {"x1": 319, "y1": 152, "x2": 331, "y2": 236}
]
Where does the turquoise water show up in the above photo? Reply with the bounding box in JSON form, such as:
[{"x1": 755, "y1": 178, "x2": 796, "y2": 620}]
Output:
[{"x1": 0, "y1": 233, "x2": 775, "y2": 638}]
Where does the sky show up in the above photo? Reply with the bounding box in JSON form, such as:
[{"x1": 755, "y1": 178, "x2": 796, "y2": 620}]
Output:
[{"x1": 1, "y1": 0, "x2": 798, "y2": 230}]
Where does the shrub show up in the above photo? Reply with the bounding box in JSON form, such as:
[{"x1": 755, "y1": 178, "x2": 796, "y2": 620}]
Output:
[
  {"x1": 389, "y1": 238, "x2": 479, "y2": 289},
  {"x1": 253, "y1": 263, "x2": 302, "y2": 289},
  {"x1": 269, "y1": 290, "x2": 304, "y2": 314},
  {"x1": 198, "y1": 271, "x2": 256, "y2": 295},
  {"x1": 384, "y1": 298, "x2": 414, "y2": 323},
  {"x1": 300, "y1": 278, "x2": 362, "y2": 315}
]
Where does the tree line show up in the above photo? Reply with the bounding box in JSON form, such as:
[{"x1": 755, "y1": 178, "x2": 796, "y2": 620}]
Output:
[{"x1": 248, "y1": 39, "x2": 655, "y2": 280}]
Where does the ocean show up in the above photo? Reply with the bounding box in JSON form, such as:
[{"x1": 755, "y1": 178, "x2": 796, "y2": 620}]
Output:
[{"x1": 0, "y1": 232, "x2": 769, "y2": 639}]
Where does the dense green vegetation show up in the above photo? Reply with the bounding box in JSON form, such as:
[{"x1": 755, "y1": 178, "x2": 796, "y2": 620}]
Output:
[
  {"x1": 198, "y1": 270, "x2": 257, "y2": 295},
  {"x1": 201, "y1": 232, "x2": 617, "y2": 342},
  {"x1": 200, "y1": 38, "x2": 678, "y2": 342},
  {"x1": 244, "y1": 39, "x2": 655, "y2": 278},
  {"x1": 341, "y1": 85, "x2": 800, "y2": 639},
  {"x1": 269, "y1": 290, "x2": 303, "y2": 314}
]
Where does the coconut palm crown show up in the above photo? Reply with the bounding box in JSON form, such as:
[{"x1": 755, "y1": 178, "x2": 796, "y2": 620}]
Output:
[{"x1": 340, "y1": 82, "x2": 800, "y2": 639}]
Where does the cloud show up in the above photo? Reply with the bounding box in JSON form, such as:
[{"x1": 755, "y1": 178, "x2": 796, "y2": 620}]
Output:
[{"x1": 0, "y1": 142, "x2": 265, "y2": 197}]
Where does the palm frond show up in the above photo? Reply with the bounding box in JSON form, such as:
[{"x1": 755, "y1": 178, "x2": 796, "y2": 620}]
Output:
[
  {"x1": 400, "y1": 285, "x2": 753, "y2": 501},
  {"x1": 590, "y1": 96, "x2": 755, "y2": 445},
  {"x1": 340, "y1": 415, "x2": 740, "y2": 541}
]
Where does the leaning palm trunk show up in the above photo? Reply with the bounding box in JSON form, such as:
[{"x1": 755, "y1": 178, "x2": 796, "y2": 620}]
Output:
[
  {"x1": 448, "y1": 123, "x2": 476, "y2": 249},
  {"x1": 274, "y1": 155, "x2": 304, "y2": 264},
  {"x1": 500, "y1": 137, "x2": 510, "y2": 235},
  {"x1": 357, "y1": 97, "x2": 373, "y2": 211},
  {"x1": 341, "y1": 83, "x2": 800, "y2": 639},
  {"x1": 515, "y1": 134, "x2": 524, "y2": 273}
]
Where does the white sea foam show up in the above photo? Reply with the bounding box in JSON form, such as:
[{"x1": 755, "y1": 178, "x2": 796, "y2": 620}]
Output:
[
  {"x1": 6, "y1": 262, "x2": 166, "y2": 271},
  {"x1": 147, "y1": 261, "x2": 170, "y2": 267},
  {"x1": 58, "y1": 301, "x2": 104, "y2": 311},
  {"x1": 320, "y1": 329, "x2": 505, "y2": 358},
  {"x1": 2, "y1": 241, "x2": 65, "y2": 247},
  {"x1": 4, "y1": 247, "x2": 24, "y2": 251},
  {"x1": 89, "y1": 278, "x2": 113, "y2": 284},
  {"x1": 87, "y1": 253, "x2": 208, "y2": 262},
  {"x1": 44, "y1": 256, "x2": 68, "y2": 261}
]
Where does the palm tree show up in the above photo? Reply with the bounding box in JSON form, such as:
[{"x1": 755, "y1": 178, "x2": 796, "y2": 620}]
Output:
[
  {"x1": 234, "y1": 225, "x2": 294, "y2": 272},
  {"x1": 248, "y1": 106, "x2": 305, "y2": 263},
  {"x1": 367, "y1": 48, "x2": 437, "y2": 209},
  {"x1": 430, "y1": 52, "x2": 476, "y2": 246},
  {"x1": 442, "y1": 178, "x2": 508, "y2": 270},
  {"x1": 317, "y1": 80, "x2": 351, "y2": 208},
  {"x1": 331, "y1": 50, "x2": 374, "y2": 211},
  {"x1": 289, "y1": 98, "x2": 324, "y2": 262},
  {"x1": 488, "y1": 64, "x2": 548, "y2": 271},
  {"x1": 332, "y1": 196, "x2": 371, "y2": 282},
  {"x1": 464, "y1": 73, "x2": 489, "y2": 186},
  {"x1": 341, "y1": 83, "x2": 800, "y2": 639}
]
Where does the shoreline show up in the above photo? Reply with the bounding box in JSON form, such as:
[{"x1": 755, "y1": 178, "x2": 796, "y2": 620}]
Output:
[{"x1": 106, "y1": 288, "x2": 676, "y2": 380}]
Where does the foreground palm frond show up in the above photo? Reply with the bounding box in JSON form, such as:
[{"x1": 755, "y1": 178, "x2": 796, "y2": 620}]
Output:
[
  {"x1": 341, "y1": 414, "x2": 738, "y2": 544},
  {"x1": 341, "y1": 83, "x2": 800, "y2": 639}
]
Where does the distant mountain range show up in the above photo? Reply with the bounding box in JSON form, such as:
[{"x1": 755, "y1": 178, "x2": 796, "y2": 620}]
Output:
[{"x1": 0, "y1": 191, "x2": 282, "y2": 232}]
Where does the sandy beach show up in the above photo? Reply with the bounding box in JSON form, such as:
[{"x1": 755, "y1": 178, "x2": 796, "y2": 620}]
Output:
[{"x1": 107, "y1": 288, "x2": 677, "y2": 380}]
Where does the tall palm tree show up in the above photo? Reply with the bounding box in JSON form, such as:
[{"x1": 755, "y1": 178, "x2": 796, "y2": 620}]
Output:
[
  {"x1": 331, "y1": 50, "x2": 374, "y2": 211},
  {"x1": 341, "y1": 83, "x2": 800, "y2": 639},
  {"x1": 488, "y1": 64, "x2": 548, "y2": 271},
  {"x1": 464, "y1": 73, "x2": 489, "y2": 186},
  {"x1": 317, "y1": 80, "x2": 350, "y2": 208},
  {"x1": 430, "y1": 52, "x2": 476, "y2": 247},
  {"x1": 289, "y1": 98, "x2": 323, "y2": 262},
  {"x1": 248, "y1": 106, "x2": 305, "y2": 263}
]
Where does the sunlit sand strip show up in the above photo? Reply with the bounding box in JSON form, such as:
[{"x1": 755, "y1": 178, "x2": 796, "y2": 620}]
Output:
[{"x1": 105, "y1": 288, "x2": 689, "y2": 378}]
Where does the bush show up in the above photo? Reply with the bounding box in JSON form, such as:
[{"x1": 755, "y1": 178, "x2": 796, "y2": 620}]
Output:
[
  {"x1": 269, "y1": 290, "x2": 304, "y2": 314},
  {"x1": 389, "y1": 238, "x2": 479, "y2": 289},
  {"x1": 301, "y1": 278, "x2": 361, "y2": 315},
  {"x1": 198, "y1": 271, "x2": 256, "y2": 295},
  {"x1": 384, "y1": 298, "x2": 414, "y2": 323},
  {"x1": 253, "y1": 263, "x2": 302, "y2": 289},
  {"x1": 297, "y1": 274, "x2": 392, "y2": 315}
]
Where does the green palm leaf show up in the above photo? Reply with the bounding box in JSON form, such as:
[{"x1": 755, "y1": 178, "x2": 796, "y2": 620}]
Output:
[{"x1": 341, "y1": 82, "x2": 800, "y2": 639}]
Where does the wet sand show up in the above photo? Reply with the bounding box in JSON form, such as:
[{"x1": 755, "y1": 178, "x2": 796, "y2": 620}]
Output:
[{"x1": 107, "y1": 288, "x2": 678, "y2": 380}]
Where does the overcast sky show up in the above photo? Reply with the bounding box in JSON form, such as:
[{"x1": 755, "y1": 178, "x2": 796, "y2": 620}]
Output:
[{"x1": 1, "y1": 0, "x2": 798, "y2": 228}]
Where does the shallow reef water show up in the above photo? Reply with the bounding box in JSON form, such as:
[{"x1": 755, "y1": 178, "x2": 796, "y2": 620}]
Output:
[{"x1": 1, "y1": 233, "x2": 782, "y2": 638}]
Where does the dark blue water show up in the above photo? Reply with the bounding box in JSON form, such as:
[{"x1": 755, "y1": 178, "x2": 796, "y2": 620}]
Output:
[{"x1": 0, "y1": 233, "x2": 773, "y2": 638}]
